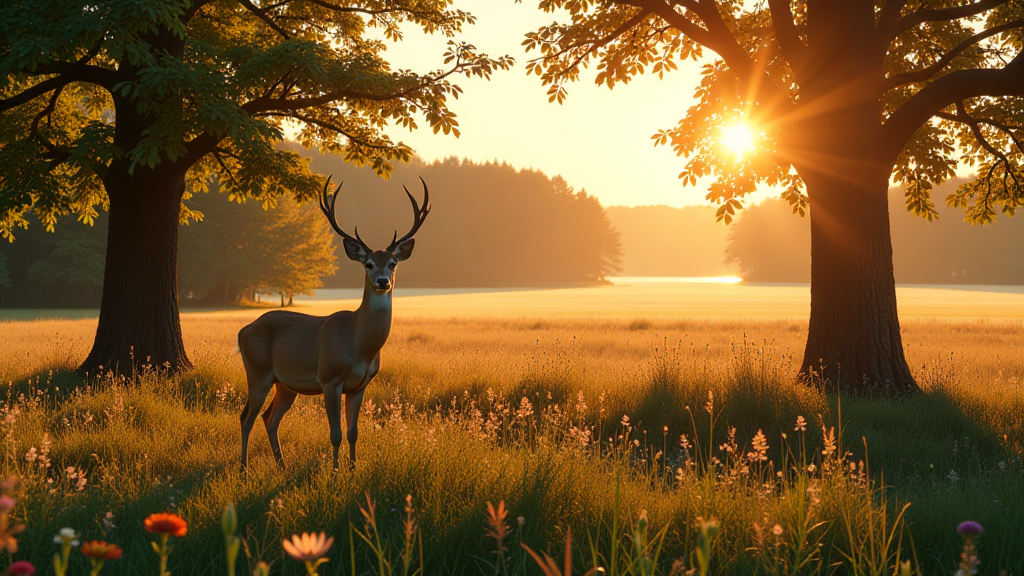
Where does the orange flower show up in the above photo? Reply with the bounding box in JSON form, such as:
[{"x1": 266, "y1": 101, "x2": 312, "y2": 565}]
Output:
[
  {"x1": 144, "y1": 513, "x2": 188, "y2": 537},
  {"x1": 81, "y1": 541, "x2": 123, "y2": 560},
  {"x1": 282, "y1": 532, "x2": 334, "y2": 562}
]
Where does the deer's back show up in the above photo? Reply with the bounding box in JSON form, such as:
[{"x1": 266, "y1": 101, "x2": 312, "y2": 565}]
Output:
[{"x1": 238, "y1": 310, "x2": 341, "y2": 392}]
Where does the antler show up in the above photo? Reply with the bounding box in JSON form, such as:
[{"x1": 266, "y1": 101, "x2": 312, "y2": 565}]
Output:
[
  {"x1": 387, "y1": 177, "x2": 431, "y2": 252},
  {"x1": 318, "y1": 175, "x2": 370, "y2": 250}
]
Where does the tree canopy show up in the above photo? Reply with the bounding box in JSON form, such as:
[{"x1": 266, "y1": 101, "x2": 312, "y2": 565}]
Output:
[
  {"x1": 523, "y1": 0, "x2": 1023, "y2": 224},
  {"x1": 0, "y1": 0, "x2": 512, "y2": 236}
]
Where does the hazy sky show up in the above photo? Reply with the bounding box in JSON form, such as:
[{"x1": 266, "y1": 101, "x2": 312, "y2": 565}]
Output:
[{"x1": 378, "y1": 0, "x2": 729, "y2": 208}]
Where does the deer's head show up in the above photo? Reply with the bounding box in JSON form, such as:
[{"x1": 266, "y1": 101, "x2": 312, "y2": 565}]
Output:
[{"x1": 319, "y1": 176, "x2": 430, "y2": 294}]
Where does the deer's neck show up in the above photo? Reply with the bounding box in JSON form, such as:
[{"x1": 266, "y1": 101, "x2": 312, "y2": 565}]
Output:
[{"x1": 354, "y1": 281, "x2": 393, "y2": 354}]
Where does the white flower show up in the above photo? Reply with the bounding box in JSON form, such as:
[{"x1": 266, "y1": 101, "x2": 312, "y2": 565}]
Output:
[
  {"x1": 59, "y1": 527, "x2": 79, "y2": 538},
  {"x1": 517, "y1": 516, "x2": 526, "y2": 526}
]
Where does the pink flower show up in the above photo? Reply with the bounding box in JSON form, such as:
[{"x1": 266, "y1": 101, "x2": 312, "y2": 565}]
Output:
[
  {"x1": 9, "y1": 560, "x2": 35, "y2": 576},
  {"x1": 0, "y1": 495, "x2": 14, "y2": 511},
  {"x1": 283, "y1": 532, "x2": 333, "y2": 562}
]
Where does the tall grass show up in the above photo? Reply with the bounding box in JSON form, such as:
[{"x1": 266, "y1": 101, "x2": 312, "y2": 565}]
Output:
[{"x1": 0, "y1": 314, "x2": 1021, "y2": 575}]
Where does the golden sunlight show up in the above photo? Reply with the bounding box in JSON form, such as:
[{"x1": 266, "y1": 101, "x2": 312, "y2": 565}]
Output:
[{"x1": 720, "y1": 122, "x2": 754, "y2": 159}]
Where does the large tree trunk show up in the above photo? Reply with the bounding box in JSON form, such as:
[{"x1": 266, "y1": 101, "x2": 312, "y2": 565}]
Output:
[
  {"x1": 797, "y1": 151, "x2": 919, "y2": 395},
  {"x1": 80, "y1": 162, "x2": 191, "y2": 376},
  {"x1": 789, "y1": 1, "x2": 919, "y2": 395}
]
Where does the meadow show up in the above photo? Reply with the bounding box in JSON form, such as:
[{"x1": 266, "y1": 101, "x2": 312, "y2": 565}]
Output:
[{"x1": 1, "y1": 282, "x2": 1022, "y2": 576}]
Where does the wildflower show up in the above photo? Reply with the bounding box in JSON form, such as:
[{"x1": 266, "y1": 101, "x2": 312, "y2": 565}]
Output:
[
  {"x1": 795, "y1": 415, "x2": 807, "y2": 432},
  {"x1": 81, "y1": 540, "x2": 122, "y2": 576},
  {"x1": 956, "y1": 521, "x2": 983, "y2": 576},
  {"x1": 747, "y1": 429, "x2": 769, "y2": 463},
  {"x1": 81, "y1": 541, "x2": 123, "y2": 560},
  {"x1": 9, "y1": 561, "x2": 35, "y2": 576},
  {"x1": 145, "y1": 513, "x2": 187, "y2": 576},
  {"x1": 517, "y1": 516, "x2": 526, "y2": 526},
  {"x1": 0, "y1": 495, "x2": 14, "y2": 511},
  {"x1": 284, "y1": 532, "x2": 334, "y2": 562},
  {"x1": 144, "y1": 513, "x2": 188, "y2": 537},
  {"x1": 53, "y1": 528, "x2": 80, "y2": 576},
  {"x1": 957, "y1": 521, "x2": 984, "y2": 539},
  {"x1": 253, "y1": 562, "x2": 270, "y2": 576},
  {"x1": 283, "y1": 532, "x2": 333, "y2": 576},
  {"x1": 54, "y1": 528, "x2": 80, "y2": 547},
  {"x1": 772, "y1": 524, "x2": 783, "y2": 537}
]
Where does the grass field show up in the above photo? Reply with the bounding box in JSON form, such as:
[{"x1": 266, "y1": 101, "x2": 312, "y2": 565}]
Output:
[{"x1": 1, "y1": 282, "x2": 1022, "y2": 576}]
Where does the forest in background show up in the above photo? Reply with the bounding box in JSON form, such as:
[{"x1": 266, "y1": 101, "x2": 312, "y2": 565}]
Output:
[
  {"x1": 726, "y1": 179, "x2": 1024, "y2": 284},
  {"x1": 0, "y1": 148, "x2": 623, "y2": 307},
  {"x1": 295, "y1": 145, "x2": 623, "y2": 290}
]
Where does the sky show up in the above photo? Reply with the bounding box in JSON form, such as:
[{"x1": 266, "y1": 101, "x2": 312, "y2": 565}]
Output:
[{"x1": 376, "y1": 0, "x2": 728, "y2": 208}]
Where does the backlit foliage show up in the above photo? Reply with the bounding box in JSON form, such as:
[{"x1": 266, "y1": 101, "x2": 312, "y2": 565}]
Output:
[
  {"x1": 522, "y1": 0, "x2": 1024, "y2": 224},
  {"x1": 0, "y1": 0, "x2": 513, "y2": 239}
]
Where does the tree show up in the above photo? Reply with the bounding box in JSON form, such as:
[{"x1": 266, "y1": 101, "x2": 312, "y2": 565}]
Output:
[
  {"x1": 0, "y1": 213, "x2": 107, "y2": 307},
  {"x1": 523, "y1": 0, "x2": 1024, "y2": 394},
  {"x1": 0, "y1": 0, "x2": 511, "y2": 374},
  {"x1": 178, "y1": 189, "x2": 337, "y2": 304}
]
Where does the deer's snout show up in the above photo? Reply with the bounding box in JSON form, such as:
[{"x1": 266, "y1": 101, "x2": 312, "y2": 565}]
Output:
[{"x1": 375, "y1": 277, "x2": 391, "y2": 290}]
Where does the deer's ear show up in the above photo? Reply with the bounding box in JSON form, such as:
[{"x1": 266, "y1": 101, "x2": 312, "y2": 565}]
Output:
[
  {"x1": 392, "y1": 238, "x2": 415, "y2": 262},
  {"x1": 343, "y1": 238, "x2": 368, "y2": 262}
]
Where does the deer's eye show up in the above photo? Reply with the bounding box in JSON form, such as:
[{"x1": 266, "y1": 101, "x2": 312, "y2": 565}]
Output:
[
  {"x1": 364, "y1": 262, "x2": 373, "y2": 270},
  {"x1": 388, "y1": 262, "x2": 396, "y2": 270}
]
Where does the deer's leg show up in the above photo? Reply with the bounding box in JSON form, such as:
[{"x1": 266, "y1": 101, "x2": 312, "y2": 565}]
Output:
[
  {"x1": 324, "y1": 386, "x2": 344, "y2": 470},
  {"x1": 240, "y1": 374, "x2": 274, "y2": 472},
  {"x1": 262, "y1": 385, "x2": 297, "y2": 469},
  {"x1": 344, "y1": 388, "x2": 366, "y2": 465}
]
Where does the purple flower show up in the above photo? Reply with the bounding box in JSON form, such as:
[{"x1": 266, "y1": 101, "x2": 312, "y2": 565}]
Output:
[{"x1": 957, "y1": 521, "x2": 984, "y2": 538}]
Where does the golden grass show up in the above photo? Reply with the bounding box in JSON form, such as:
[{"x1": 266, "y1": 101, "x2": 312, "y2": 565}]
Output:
[{"x1": 1, "y1": 283, "x2": 1023, "y2": 575}]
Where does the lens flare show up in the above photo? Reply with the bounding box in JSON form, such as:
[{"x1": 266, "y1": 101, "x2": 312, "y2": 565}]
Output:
[{"x1": 720, "y1": 123, "x2": 754, "y2": 159}]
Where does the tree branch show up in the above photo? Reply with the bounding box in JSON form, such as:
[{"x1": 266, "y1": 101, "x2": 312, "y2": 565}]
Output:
[
  {"x1": 529, "y1": 9, "x2": 652, "y2": 79},
  {"x1": 883, "y1": 20, "x2": 1024, "y2": 90},
  {"x1": 872, "y1": 0, "x2": 907, "y2": 62},
  {"x1": 767, "y1": 0, "x2": 807, "y2": 74},
  {"x1": 0, "y1": 76, "x2": 70, "y2": 112},
  {"x1": 880, "y1": 50, "x2": 1024, "y2": 161},
  {"x1": 238, "y1": 0, "x2": 292, "y2": 39},
  {"x1": 259, "y1": 111, "x2": 400, "y2": 152},
  {"x1": 895, "y1": 0, "x2": 1009, "y2": 36}
]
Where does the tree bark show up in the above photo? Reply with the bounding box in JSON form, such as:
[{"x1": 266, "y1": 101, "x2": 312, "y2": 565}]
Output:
[
  {"x1": 79, "y1": 162, "x2": 191, "y2": 376},
  {"x1": 785, "y1": 1, "x2": 919, "y2": 395},
  {"x1": 797, "y1": 152, "x2": 919, "y2": 395}
]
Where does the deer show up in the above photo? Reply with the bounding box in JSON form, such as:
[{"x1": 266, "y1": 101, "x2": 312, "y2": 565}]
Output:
[{"x1": 237, "y1": 176, "x2": 429, "y2": 471}]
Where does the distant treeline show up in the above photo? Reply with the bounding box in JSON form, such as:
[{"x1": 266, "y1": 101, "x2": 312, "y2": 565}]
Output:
[
  {"x1": 0, "y1": 149, "x2": 622, "y2": 307},
  {"x1": 605, "y1": 205, "x2": 735, "y2": 277},
  {"x1": 295, "y1": 146, "x2": 622, "y2": 289},
  {"x1": 726, "y1": 179, "x2": 1024, "y2": 284}
]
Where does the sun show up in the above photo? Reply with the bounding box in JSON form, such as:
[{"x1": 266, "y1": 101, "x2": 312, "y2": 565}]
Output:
[{"x1": 720, "y1": 122, "x2": 755, "y2": 159}]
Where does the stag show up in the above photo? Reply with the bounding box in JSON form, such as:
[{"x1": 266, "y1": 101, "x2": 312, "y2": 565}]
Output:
[{"x1": 238, "y1": 176, "x2": 430, "y2": 471}]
